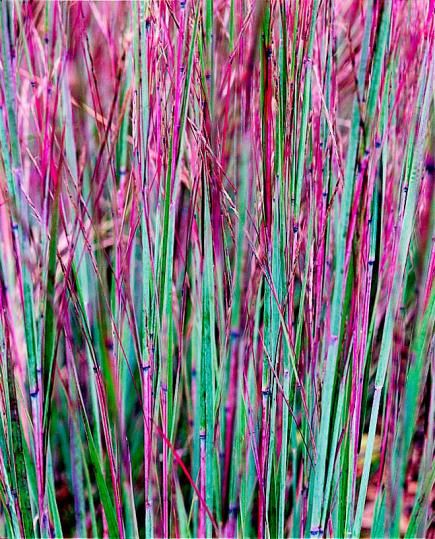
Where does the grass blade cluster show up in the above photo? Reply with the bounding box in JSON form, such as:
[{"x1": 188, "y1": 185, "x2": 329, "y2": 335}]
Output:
[{"x1": 0, "y1": 1, "x2": 433, "y2": 537}]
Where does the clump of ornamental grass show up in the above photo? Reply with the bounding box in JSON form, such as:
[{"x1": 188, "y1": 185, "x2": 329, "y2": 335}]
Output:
[{"x1": 0, "y1": 0, "x2": 434, "y2": 538}]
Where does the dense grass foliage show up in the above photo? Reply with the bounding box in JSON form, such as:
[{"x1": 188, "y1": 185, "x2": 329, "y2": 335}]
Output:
[{"x1": 0, "y1": 1, "x2": 434, "y2": 537}]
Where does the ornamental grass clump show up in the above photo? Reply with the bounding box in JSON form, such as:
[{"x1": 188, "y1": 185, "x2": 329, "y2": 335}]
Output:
[{"x1": 0, "y1": 1, "x2": 433, "y2": 538}]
